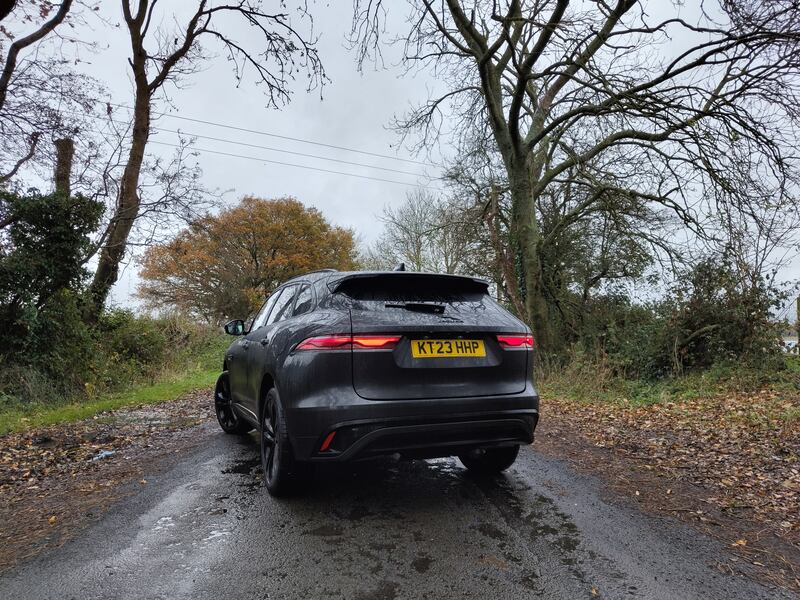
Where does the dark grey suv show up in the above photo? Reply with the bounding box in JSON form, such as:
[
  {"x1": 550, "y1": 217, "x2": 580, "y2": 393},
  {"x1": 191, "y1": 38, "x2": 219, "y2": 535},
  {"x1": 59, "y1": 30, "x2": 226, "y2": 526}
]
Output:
[{"x1": 215, "y1": 270, "x2": 539, "y2": 495}]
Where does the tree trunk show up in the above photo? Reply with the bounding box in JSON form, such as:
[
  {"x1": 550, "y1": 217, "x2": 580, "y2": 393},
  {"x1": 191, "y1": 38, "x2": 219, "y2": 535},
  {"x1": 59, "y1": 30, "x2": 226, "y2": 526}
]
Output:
[
  {"x1": 507, "y1": 165, "x2": 553, "y2": 350},
  {"x1": 53, "y1": 138, "x2": 73, "y2": 196},
  {"x1": 87, "y1": 70, "x2": 150, "y2": 319}
]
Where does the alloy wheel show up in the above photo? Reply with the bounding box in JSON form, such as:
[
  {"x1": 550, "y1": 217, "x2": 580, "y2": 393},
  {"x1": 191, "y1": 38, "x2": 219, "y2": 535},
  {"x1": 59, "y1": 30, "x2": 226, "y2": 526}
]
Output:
[
  {"x1": 261, "y1": 397, "x2": 278, "y2": 482},
  {"x1": 214, "y1": 373, "x2": 238, "y2": 430}
]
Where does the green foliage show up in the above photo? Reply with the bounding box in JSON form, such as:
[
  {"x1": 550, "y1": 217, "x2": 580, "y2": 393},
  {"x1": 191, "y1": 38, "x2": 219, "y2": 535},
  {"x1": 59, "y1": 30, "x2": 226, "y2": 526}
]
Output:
[
  {"x1": 0, "y1": 190, "x2": 103, "y2": 403},
  {"x1": 0, "y1": 189, "x2": 227, "y2": 408},
  {"x1": 663, "y1": 257, "x2": 786, "y2": 372},
  {"x1": 0, "y1": 365, "x2": 221, "y2": 436},
  {"x1": 557, "y1": 254, "x2": 787, "y2": 380},
  {"x1": 540, "y1": 355, "x2": 800, "y2": 410},
  {"x1": 0, "y1": 190, "x2": 103, "y2": 316},
  {"x1": 0, "y1": 308, "x2": 226, "y2": 407},
  {"x1": 97, "y1": 309, "x2": 169, "y2": 375}
]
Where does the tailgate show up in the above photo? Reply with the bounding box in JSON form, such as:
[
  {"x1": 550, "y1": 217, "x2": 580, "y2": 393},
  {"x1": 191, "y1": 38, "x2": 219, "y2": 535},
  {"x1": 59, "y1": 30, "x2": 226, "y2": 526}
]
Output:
[{"x1": 335, "y1": 273, "x2": 529, "y2": 400}]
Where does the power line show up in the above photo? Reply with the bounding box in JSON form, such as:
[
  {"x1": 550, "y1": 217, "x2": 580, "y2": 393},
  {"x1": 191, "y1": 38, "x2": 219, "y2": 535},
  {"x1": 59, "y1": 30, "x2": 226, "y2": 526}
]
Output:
[
  {"x1": 150, "y1": 126, "x2": 431, "y2": 178},
  {"x1": 149, "y1": 140, "x2": 442, "y2": 190},
  {"x1": 104, "y1": 100, "x2": 433, "y2": 167},
  {"x1": 57, "y1": 109, "x2": 432, "y2": 177},
  {"x1": 156, "y1": 129, "x2": 429, "y2": 178}
]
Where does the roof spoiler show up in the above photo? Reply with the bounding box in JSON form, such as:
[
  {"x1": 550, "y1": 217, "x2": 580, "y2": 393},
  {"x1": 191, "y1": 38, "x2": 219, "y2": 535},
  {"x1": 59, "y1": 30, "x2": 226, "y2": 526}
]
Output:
[{"x1": 326, "y1": 271, "x2": 490, "y2": 293}]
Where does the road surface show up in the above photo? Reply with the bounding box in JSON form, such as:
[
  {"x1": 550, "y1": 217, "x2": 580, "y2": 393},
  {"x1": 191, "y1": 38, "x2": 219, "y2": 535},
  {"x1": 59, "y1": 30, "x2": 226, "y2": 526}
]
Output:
[{"x1": 0, "y1": 424, "x2": 790, "y2": 599}]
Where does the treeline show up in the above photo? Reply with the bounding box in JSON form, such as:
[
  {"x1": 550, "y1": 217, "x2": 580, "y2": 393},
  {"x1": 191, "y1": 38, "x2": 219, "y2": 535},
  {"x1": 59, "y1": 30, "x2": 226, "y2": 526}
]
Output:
[
  {"x1": 350, "y1": 1, "x2": 800, "y2": 378},
  {"x1": 0, "y1": 1, "x2": 331, "y2": 406},
  {"x1": 365, "y1": 190, "x2": 790, "y2": 379},
  {"x1": 0, "y1": 186, "x2": 219, "y2": 404},
  {"x1": 0, "y1": 188, "x2": 356, "y2": 404}
]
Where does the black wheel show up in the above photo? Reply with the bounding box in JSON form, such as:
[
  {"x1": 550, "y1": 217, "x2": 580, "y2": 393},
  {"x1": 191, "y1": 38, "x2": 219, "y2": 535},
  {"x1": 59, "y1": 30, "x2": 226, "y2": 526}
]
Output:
[
  {"x1": 214, "y1": 371, "x2": 251, "y2": 435},
  {"x1": 458, "y1": 445, "x2": 520, "y2": 474},
  {"x1": 260, "y1": 388, "x2": 309, "y2": 496}
]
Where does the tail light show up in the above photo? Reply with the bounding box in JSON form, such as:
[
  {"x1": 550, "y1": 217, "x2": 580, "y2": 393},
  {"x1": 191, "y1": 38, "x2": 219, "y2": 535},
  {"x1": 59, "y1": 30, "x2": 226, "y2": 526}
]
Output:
[
  {"x1": 295, "y1": 335, "x2": 401, "y2": 351},
  {"x1": 496, "y1": 334, "x2": 534, "y2": 348}
]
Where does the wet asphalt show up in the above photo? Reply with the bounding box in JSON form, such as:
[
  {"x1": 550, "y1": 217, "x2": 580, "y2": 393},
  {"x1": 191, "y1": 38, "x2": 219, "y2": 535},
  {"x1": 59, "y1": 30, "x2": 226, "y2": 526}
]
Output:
[{"x1": 0, "y1": 424, "x2": 791, "y2": 600}]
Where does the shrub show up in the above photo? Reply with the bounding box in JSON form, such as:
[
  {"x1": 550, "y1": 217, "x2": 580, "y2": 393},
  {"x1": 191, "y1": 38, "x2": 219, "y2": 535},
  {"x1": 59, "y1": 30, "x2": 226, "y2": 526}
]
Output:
[
  {"x1": 560, "y1": 254, "x2": 787, "y2": 381},
  {"x1": 98, "y1": 309, "x2": 169, "y2": 370}
]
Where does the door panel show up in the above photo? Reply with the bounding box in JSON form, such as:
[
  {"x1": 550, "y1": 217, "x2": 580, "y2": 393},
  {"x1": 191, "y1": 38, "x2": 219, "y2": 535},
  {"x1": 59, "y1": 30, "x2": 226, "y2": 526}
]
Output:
[
  {"x1": 227, "y1": 337, "x2": 250, "y2": 406},
  {"x1": 245, "y1": 285, "x2": 297, "y2": 412}
]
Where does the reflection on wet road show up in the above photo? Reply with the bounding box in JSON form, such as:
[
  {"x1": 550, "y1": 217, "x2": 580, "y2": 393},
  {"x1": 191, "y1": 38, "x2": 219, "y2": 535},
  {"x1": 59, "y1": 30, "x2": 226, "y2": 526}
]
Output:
[{"x1": 0, "y1": 426, "x2": 790, "y2": 599}]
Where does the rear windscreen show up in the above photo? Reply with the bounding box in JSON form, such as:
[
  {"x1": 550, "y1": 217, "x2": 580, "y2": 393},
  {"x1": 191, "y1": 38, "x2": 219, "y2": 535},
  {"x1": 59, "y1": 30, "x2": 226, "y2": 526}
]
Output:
[{"x1": 335, "y1": 275, "x2": 490, "y2": 311}]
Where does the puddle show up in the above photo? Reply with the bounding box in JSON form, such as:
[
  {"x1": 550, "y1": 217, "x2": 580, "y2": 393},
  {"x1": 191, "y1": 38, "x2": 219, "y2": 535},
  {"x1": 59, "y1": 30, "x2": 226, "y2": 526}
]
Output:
[{"x1": 221, "y1": 456, "x2": 260, "y2": 475}]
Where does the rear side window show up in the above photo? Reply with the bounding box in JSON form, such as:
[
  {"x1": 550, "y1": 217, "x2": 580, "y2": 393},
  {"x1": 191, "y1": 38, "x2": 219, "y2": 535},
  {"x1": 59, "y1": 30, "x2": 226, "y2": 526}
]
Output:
[
  {"x1": 266, "y1": 286, "x2": 295, "y2": 325},
  {"x1": 251, "y1": 291, "x2": 279, "y2": 330},
  {"x1": 292, "y1": 285, "x2": 314, "y2": 316},
  {"x1": 337, "y1": 275, "x2": 490, "y2": 313}
]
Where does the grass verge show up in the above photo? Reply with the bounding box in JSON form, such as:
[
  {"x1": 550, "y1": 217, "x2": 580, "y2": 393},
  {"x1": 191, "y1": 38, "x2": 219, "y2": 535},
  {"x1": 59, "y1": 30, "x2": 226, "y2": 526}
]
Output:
[
  {"x1": 539, "y1": 356, "x2": 800, "y2": 416},
  {"x1": 0, "y1": 367, "x2": 218, "y2": 436}
]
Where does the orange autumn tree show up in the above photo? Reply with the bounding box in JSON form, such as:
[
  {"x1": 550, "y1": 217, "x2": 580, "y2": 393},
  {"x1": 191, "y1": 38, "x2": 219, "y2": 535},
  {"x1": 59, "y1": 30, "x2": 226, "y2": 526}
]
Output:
[{"x1": 137, "y1": 196, "x2": 358, "y2": 322}]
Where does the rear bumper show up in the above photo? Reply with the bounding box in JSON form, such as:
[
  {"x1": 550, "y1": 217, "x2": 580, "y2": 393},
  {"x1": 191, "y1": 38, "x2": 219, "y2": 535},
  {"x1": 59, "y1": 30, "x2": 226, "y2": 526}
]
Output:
[{"x1": 285, "y1": 387, "x2": 539, "y2": 461}]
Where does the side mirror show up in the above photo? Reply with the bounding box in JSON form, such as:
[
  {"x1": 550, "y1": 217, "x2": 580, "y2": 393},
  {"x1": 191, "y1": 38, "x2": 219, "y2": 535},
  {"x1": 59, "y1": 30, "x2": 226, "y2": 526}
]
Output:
[{"x1": 224, "y1": 319, "x2": 246, "y2": 336}]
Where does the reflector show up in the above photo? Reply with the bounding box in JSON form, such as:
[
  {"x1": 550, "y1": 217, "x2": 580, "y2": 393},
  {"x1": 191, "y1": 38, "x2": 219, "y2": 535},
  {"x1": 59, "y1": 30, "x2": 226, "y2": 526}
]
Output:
[{"x1": 319, "y1": 431, "x2": 336, "y2": 452}]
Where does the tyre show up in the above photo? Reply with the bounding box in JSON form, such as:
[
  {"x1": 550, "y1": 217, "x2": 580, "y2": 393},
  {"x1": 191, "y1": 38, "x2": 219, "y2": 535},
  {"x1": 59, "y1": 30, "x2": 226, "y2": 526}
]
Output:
[
  {"x1": 260, "y1": 387, "x2": 309, "y2": 496},
  {"x1": 214, "y1": 371, "x2": 251, "y2": 435},
  {"x1": 458, "y1": 445, "x2": 520, "y2": 474}
]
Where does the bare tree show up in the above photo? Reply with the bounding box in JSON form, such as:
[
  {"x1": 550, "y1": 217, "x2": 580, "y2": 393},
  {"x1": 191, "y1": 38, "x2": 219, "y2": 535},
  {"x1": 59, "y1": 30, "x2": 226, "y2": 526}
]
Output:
[
  {"x1": 0, "y1": 1, "x2": 100, "y2": 184},
  {"x1": 351, "y1": 0, "x2": 800, "y2": 350},
  {"x1": 86, "y1": 0, "x2": 326, "y2": 318},
  {"x1": 365, "y1": 189, "x2": 483, "y2": 275}
]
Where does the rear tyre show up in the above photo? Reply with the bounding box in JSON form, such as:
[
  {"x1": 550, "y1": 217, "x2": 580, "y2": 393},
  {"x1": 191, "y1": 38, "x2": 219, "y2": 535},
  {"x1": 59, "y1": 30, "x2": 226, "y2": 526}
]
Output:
[
  {"x1": 214, "y1": 371, "x2": 251, "y2": 435},
  {"x1": 458, "y1": 445, "x2": 519, "y2": 474},
  {"x1": 260, "y1": 388, "x2": 309, "y2": 496}
]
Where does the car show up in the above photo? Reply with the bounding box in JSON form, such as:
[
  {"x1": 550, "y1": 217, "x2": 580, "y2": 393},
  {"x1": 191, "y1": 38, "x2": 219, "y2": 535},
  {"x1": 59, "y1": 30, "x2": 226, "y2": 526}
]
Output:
[{"x1": 215, "y1": 269, "x2": 540, "y2": 495}]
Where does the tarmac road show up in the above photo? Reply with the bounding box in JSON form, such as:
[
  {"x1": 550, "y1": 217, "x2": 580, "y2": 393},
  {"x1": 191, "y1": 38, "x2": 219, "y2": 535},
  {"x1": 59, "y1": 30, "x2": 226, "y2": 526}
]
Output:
[{"x1": 0, "y1": 424, "x2": 790, "y2": 600}]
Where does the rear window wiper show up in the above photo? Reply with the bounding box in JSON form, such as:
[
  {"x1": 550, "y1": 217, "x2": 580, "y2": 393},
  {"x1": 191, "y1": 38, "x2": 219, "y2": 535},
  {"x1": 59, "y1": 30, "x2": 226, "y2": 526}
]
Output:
[{"x1": 384, "y1": 302, "x2": 446, "y2": 314}]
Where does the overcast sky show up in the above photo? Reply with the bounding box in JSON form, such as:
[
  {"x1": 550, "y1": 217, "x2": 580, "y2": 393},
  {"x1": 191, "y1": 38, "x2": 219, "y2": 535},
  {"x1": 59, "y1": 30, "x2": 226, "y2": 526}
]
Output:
[
  {"x1": 59, "y1": 1, "x2": 444, "y2": 308},
  {"x1": 9, "y1": 1, "x2": 800, "y2": 313}
]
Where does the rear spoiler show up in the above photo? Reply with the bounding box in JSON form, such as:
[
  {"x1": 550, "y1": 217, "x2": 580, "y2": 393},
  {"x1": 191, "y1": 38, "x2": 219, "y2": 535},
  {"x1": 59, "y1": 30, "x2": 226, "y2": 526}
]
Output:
[{"x1": 327, "y1": 271, "x2": 490, "y2": 293}]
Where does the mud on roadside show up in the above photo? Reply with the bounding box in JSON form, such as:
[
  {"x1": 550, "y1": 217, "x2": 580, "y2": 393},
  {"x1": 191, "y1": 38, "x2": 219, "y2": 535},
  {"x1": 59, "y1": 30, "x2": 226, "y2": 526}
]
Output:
[
  {"x1": 536, "y1": 398, "x2": 800, "y2": 594},
  {"x1": 0, "y1": 390, "x2": 216, "y2": 571}
]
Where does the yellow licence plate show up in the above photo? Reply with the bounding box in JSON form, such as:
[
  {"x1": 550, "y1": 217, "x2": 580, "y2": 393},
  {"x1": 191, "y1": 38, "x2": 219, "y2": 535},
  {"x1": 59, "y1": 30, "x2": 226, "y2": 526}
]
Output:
[{"x1": 411, "y1": 339, "x2": 486, "y2": 358}]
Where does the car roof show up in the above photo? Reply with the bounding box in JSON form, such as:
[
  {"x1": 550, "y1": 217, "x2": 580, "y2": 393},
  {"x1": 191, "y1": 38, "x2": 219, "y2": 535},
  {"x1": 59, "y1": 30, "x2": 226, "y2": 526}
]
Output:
[{"x1": 282, "y1": 269, "x2": 337, "y2": 286}]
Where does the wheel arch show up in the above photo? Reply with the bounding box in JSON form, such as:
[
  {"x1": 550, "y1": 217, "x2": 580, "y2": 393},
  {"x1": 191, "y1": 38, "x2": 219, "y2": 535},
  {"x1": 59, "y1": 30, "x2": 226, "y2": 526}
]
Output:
[{"x1": 257, "y1": 372, "x2": 276, "y2": 423}]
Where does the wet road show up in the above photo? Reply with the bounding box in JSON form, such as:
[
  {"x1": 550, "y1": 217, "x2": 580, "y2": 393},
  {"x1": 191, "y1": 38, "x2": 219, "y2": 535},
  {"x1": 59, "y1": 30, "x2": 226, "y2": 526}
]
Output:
[{"x1": 0, "y1": 425, "x2": 790, "y2": 600}]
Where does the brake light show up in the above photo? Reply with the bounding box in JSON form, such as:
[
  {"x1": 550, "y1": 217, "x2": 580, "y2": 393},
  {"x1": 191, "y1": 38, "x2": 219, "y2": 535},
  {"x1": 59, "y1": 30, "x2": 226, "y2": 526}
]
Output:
[
  {"x1": 496, "y1": 334, "x2": 534, "y2": 348},
  {"x1": 295, "y1": 335, "x2": 401, "y2": 351},
  {"x1": 295, "y1": 336, "x2": 352, "y2": 350}
]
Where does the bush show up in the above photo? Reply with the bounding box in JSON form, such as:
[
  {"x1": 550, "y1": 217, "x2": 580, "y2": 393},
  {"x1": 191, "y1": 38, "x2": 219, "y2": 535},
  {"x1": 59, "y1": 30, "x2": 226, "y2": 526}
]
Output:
[
  {"x1": 98, "y1": 309, "x2": 169, "y2": 370},
  {"x1": 0, "y1": 307, "x2": 225, "y2": 407},
  {"x1": 662, "y1": 257, "x2": 785, "y2": 373},
  {"x1": 560, "y1": 255, "x2": 786, "y2": 380}
]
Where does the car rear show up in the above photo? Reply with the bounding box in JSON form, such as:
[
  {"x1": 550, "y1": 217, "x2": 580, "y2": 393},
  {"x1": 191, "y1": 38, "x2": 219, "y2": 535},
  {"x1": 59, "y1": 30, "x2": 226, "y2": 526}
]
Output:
[{"x1": 282, "y1": 272, "x2": 539, "y2": 463}]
